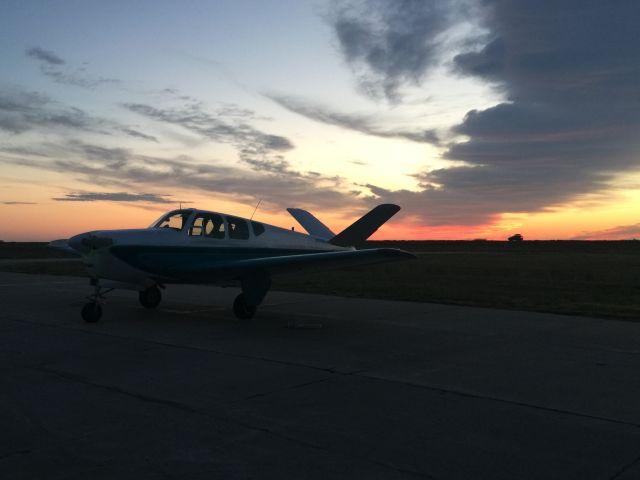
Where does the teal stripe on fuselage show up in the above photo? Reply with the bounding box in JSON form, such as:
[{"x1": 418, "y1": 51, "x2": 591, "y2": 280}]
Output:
[{"x1": 110, "y1": 245, "x2": 332, "y2": 279}]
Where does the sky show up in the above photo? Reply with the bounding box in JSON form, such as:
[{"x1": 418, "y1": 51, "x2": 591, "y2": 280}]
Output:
[{"x1": 1, "y1": 0, "x2": 640, "y2": 241}]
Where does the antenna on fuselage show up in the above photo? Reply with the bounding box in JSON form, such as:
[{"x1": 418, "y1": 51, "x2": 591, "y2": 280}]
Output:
[{"x1": 250, "y1": 199, "x2": 262, "y2": 221}]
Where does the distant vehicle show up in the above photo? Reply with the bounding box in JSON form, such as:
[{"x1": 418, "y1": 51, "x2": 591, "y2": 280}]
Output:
[
  {"x1": 50, "y1": 204, "x2": 414, "y2": 322},
  {"x1": 508, "y1": 234, "x2": 524, "y2": 242}
]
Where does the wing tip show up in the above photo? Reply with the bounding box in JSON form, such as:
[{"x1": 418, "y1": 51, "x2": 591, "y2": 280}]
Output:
[{"x1": 374, "y1": 248, "x2": 417, "y2": 259}]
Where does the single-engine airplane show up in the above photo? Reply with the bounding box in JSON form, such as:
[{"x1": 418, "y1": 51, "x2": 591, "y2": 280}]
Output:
[{"x1": 50, "y1": 204, "x2": 414, "y2": 322}]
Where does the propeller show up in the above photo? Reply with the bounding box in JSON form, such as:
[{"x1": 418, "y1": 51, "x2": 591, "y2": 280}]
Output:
[{"x1": 67, "y1": 233, "x2": 113, "y2": 254}]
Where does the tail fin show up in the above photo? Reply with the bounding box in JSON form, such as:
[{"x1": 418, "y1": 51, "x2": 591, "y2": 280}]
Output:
[
  {"x1": 329, "y1": 204, "x2": 400, "y2": 247},
  {"x1": 287, "y1": 208, "x2": 335, "y2": 240}
]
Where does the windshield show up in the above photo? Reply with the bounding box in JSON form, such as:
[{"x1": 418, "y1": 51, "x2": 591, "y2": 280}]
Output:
[{"x1": 149, "y1": 210, "x2": 193, "y2": 231}]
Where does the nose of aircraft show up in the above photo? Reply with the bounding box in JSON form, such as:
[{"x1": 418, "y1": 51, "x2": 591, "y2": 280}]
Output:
[
  {"x1": 67, "y1": 233, "x2": 90, "y2": 254},
  {"x1": 66, "y1": 232, "x2": 114, "y2": 254}
]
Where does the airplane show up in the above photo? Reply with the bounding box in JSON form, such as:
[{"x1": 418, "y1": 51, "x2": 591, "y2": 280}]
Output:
[{"x1": 49, "y1": 204, "x2": 415, "y2": 323}]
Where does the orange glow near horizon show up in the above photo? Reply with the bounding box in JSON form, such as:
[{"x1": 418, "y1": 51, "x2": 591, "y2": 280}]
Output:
[
  {"x1": 3, "y1": 190, "x2": 640, "y2": 242},
  {"x1": 2, "y1": 173, "x2": 640, "y2": 242}
]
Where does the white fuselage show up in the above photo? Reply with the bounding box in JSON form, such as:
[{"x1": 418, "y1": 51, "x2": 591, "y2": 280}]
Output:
[{"x1": 69, "y1": 208, "x2": 349, "y2": 288}]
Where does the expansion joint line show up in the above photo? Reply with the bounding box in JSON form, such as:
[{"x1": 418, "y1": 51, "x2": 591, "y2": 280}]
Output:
[{"x1": 609, "y1": 450, "x2": 640, "y2": 480}]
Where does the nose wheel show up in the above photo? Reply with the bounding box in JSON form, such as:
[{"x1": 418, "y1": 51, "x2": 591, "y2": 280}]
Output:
[{"x1": 81, "y1": 281, "x2": 112, "y2": 323}]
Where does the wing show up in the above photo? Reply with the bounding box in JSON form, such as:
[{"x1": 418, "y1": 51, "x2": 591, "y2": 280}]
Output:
[
  {"x1": 179, "y1": 248, "x2": 415, "y2": 282},
  {"x1": 48, "y1": 239, "x2": 81, "y2": 256}
]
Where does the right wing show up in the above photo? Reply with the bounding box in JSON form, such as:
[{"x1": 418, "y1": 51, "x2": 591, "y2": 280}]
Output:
[
  {"x1": 172, "y1": 248, "x2": 415, "y2": 282},
  {"x1": 226, "y1": 248, "x2": 414, "y2": 275}
]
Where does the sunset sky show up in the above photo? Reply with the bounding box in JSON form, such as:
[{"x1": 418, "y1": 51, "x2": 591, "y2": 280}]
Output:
[{"x1": 1, "y1": 0, "x2": 640, "y2": 241}]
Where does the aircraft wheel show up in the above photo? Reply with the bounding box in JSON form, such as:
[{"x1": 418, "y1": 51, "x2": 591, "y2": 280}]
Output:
[
  {"x1": 139, "y1": 286, "x2": 162, "y2": 309},
  {"x1": 81, "y1": 301, "x2": 102, "y2": 323},
  {"x1": 233, "y1": 293, "x2": 256, "y2": 320}
]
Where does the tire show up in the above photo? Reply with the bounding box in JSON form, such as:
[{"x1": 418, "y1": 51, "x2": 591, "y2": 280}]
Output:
[
  {"x1": 81, "y1": 302, "x2": 102, "y2": 323},
  {"x1": 233, "y1": 293, "x2": 256, "y2": 320},
  {"x1": 139, "y1": 286, "x2": 161, "y2": 309}
]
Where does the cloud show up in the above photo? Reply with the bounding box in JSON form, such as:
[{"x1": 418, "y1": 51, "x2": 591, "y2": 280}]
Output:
[
  {"x1": 26, "y1": 46, "x2": 119, "y2": 89},
  {"x1": 53, "y1": 192, "x2": 174, "y2": 203},
  {"x1": 267, "y1": 93, "x2": 439, "y2": 144},
  {"x1": 41, "y1": 69, "x2": 119, "y2": 89},
  {"x1": 122, "y1": 102, "x2": 292, "y2": 150},
  {"x1": 572, "y1": 223, "x2": 640, "y2": 240},
  {"x1": 2, "y1": 201, "x2": 37, "y2": 205},
  {"x1": 26, "y1": 47, "x2": 65, "y2": 65},
  {"x1": 1, "y1": 140, "x2": 358, "y2": 213},
  {"x1": 118, "y1": 127, "x2": 158, "y2": 142},
  {"x1": 329, "y1": 0, "x2": 466, "y2": 101},
  {"x1": 0, "y1": 81, "x2": 357, "y2": 213},
  {"x1": 122, "y1": 100, "x2": 297, "y2": 173},
  {"x1": 331, "y1": 1, "x2": 640, "y2": 228},
  {"x1": 0, "y1": 87, "x2": 156, "y2": 141},
  {"x1": 0, "y1": 88, "x2": 105, "y2": 134}
]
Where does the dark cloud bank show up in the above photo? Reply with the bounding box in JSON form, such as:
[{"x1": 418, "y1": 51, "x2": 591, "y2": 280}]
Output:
[
  {"x1": 330, "y1": 0, "x2": 640, "y2": 226},
  {"x1": 331, "y1": 0, "x2": 459, "y2": 101}
]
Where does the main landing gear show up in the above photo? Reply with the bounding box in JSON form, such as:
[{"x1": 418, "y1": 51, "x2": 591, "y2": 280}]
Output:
[
  {"x1": 233, "y1": 293, "x2": 256, "y2": 320},
  {"x1": 233, "y1": 273, "x2": 271, "y2": 321},
  {"x1": 139, "y1": 285, "x2": 162, "y2": 309},
  {"x1": 80, "y1": 275, "x2": 269, "y2": 322}
]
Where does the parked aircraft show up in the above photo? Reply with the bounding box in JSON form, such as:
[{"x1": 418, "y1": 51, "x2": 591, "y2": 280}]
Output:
[{"x1": 50, "y1": 204, "x2": 414, "y2": 322}]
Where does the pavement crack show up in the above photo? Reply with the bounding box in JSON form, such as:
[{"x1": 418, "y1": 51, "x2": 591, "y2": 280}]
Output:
[
  {"x1": 5, "y1": 317, "x2": 346, "y2": 375},
  {"x1": 360, "y1": 372, "x2": 640, "y2": 430},
  {"x1": 609, "y1": 450, "x2": 640, "y2": 480},
  {"x1": 30, "y1": 365, "x2": 433, "y2": 479},
  {"x1": 34, "y1": 366, "x2": 201, "y2": 415},
  {"x1": 211, "y1": 416, "x2": 436, "y2": 480},
  {"x1": 13, "y1": 316, "x2": 640, "y2": 432}
]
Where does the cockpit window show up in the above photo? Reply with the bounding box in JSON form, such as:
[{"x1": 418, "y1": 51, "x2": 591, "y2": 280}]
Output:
[
  {"x1": 204, "y1": 214, "x2": 225, "y2": 239},
  {"x1": 188, "y1": 213, "x2": 226, "y2": 238},
  {"x1": 151, "y1": 210, "x2": 192, "y2": 231},
  {"x1": 189, "y1": 216, "x2": 205, "y2": 236},
  {"x1": 227, "y1": 216, "x2": 249, "y2": 240}
]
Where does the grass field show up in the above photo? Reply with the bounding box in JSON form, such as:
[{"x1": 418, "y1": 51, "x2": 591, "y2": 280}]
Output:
[{"x1": 1, "y1": 241, "x2": 639, "y2": 319}]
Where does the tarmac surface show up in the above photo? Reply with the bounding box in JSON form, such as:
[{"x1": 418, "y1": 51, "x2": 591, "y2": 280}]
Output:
[{"x1": 2, "y1": 271, "x2": 640, "y2": 479}]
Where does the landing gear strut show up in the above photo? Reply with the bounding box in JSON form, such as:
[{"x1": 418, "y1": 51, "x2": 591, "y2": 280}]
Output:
[
  {"x1": 139, "y1": 285, "x2": 162, "y2": 309},
  {"x1": 233, "y1": 272, "x2": 271, "y2": 320},
  {"x1": 81, "y1": 281, "x2": 112, "y2": 323}
]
